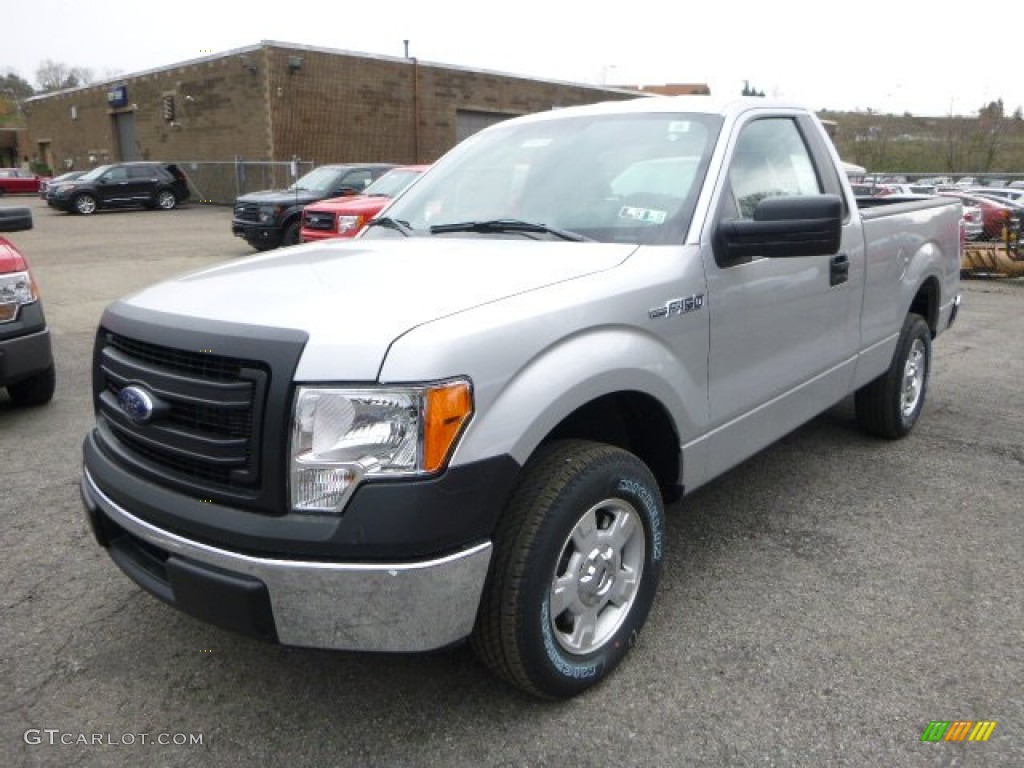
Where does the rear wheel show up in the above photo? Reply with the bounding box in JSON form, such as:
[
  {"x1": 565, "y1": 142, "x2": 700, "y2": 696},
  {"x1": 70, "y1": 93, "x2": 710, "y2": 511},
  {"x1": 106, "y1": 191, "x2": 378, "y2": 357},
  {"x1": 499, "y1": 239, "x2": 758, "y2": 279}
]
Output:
[
  {"x1": 73, "y1": 194, "x2": 97, "y2": 215},
  {"x1": 7, "y1": 364, "x2": 56, "y2": 407},
  {"x1": 155, "y1": 189, "x2": 177, "y2": 210},
  {"x1": 855, "y1": 313, "x2": 931, "y2": 438},
  {"x1": 471, "y1": 440, "x2": 665, "y2": 699}
]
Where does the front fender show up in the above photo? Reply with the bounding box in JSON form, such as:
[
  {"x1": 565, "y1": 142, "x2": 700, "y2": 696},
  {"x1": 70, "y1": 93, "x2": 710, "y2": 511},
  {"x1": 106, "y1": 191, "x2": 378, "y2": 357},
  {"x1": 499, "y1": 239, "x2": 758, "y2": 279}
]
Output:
[{"x1": 458, "y1": 326, "x2": 704, "y2": 467}]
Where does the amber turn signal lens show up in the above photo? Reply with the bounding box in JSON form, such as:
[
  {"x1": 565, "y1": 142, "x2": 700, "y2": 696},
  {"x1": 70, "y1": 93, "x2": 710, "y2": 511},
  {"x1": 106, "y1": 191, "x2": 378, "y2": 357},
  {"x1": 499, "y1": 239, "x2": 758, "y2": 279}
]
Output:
[{"x1": 423, "y1": 381, "x2": 473, "y2": 472}]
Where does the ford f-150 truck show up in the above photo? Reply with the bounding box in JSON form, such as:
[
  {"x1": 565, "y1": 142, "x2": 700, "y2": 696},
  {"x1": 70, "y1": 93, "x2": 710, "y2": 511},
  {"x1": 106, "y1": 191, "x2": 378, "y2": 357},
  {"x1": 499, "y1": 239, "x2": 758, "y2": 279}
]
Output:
[{"x1": 80, "y1": 96, "x2": 961, "y2": 699}]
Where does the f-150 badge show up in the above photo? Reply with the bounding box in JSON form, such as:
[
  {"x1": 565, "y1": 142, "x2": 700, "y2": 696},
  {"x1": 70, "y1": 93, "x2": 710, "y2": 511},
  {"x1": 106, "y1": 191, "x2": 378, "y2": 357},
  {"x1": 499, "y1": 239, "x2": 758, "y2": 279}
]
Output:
[{"x1": 649, "y1": 294, "x2": 705, "y2": 319}]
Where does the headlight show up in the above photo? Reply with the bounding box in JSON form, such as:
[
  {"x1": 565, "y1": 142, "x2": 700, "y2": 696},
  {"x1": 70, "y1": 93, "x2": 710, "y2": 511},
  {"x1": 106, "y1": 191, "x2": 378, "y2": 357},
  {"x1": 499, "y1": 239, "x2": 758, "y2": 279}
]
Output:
[
  {"x1": 290, "y1": 379, "x2": 473, "y2": 513},
  {"x1": 56, "y1": 184, "x2": 76, "y2": 194},
  {"x1": 337, "y1": 214, "x2": 364, "y2": 234},
  {"x1": 0, "y1": 270, "x2": 38, "y2": 323},
  {"x1": 258, "y1": 205, "x2": 280, "y2": 223}
]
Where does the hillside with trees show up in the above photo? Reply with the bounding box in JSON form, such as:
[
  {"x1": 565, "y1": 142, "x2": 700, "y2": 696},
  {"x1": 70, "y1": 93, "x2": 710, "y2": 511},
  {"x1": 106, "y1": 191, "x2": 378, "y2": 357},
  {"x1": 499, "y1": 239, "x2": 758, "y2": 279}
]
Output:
[{"x1": 822, "y1": 101, "x2": 1024, "y2": 177}]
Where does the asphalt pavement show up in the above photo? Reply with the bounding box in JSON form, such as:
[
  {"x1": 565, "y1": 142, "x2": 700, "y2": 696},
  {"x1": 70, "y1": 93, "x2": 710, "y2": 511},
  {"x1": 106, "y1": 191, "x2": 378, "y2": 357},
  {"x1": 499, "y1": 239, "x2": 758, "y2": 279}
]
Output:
[{"x1": 1, "y1": 199, "x2": 1021, "y2": 767}]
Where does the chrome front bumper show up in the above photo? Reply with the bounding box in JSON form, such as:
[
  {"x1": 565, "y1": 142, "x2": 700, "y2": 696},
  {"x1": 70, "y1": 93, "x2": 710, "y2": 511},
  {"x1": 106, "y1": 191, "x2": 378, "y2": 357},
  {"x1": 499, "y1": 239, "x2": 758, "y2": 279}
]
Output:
[{"x1": 81, "y1": 470, "x2": 492, "y2": 652}]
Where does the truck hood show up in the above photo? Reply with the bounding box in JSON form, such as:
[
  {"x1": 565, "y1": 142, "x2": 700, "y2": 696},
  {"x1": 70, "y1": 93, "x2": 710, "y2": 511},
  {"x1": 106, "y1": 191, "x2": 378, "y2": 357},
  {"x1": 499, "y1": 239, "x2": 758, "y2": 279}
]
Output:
[
  {"x1": 236, "y1": 189, "x2": 328, "y2": 206},
  {"x1": 120, "y1": 238, "x2": 637, "y2": 379},
  {"x1": 305, "y1": 195, "x2": 391, "y2": 216}
]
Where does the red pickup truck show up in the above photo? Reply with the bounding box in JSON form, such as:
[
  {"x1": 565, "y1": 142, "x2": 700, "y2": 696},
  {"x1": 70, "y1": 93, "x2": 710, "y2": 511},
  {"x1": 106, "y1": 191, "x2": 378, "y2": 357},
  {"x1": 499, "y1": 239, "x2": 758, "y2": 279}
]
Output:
[
  {"x1": 0, "y1": 207, "x2": 55, "y2": 406},
  {"x1": 300, "y1": 165, "x2": 429, "y2": 242}
]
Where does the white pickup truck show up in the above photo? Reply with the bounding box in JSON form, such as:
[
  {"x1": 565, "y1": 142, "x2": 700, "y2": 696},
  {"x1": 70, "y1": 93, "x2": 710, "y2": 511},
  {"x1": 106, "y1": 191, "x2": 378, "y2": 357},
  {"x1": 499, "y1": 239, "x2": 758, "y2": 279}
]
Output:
[{"x1": 80, "y1": 96, "x2": 961, "y2": 699}]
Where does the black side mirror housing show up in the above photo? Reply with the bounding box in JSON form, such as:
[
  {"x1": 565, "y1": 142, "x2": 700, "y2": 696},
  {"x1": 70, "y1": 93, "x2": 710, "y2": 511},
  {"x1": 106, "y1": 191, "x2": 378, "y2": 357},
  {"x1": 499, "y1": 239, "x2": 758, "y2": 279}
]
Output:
[{"x1": 717, "y1": 194, "x2": 842, "y2": 261}]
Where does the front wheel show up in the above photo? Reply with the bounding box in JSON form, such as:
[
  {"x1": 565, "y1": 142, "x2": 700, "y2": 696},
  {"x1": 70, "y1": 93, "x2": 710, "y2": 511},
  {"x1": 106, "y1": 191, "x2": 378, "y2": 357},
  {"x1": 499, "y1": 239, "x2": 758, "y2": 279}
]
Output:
[
  {"x1": 281, "y1": 220, "x2": 300, "y2": 247},
  {"x1": 471, "y1": 440, "x2": 665, "y2": 699},
  {"x1": 855, "y1": 313, "x2": 932, "y2": 439},
  {"x1": 73, "y1": 194, "x2": 97, "y2": 215}
]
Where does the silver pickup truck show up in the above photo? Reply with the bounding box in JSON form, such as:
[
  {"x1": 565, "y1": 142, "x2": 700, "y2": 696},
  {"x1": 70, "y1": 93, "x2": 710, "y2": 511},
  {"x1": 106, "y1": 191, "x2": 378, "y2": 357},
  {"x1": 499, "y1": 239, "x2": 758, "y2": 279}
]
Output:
[{"x1": 80, "y1": 96, "x2": 961, "y2": 699}]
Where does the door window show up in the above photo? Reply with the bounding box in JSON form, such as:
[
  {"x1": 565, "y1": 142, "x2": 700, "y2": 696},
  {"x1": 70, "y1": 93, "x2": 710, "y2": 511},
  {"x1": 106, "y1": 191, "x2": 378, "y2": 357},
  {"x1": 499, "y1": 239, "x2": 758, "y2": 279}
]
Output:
[{"x1": 726, "y1": 118, "x2": 822, "y2": 220}]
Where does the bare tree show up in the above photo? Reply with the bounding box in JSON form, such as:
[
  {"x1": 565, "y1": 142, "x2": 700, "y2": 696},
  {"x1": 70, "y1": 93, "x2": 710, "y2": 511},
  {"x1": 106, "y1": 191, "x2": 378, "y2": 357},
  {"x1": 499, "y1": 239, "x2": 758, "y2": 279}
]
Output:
[
  {"x1": 976, "y1": 99, "x2": 1008, "y2": 172},
  {"x1": 35, "y1": 59, "x2": 94, "y2": 92}
]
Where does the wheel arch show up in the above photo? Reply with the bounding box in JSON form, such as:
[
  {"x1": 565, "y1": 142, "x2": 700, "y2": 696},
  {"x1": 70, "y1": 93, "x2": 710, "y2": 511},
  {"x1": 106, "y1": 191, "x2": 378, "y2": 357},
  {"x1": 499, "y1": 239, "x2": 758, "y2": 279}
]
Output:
[
  {"x1": 909, "y1": 275, "x2": 941, "y2": 335},
  {"x1": 543, "y1": 391, "x2": 682, "y2": 502},
  {"x1": 442, "y1": 327, "x2": 702, "y2": 506}
]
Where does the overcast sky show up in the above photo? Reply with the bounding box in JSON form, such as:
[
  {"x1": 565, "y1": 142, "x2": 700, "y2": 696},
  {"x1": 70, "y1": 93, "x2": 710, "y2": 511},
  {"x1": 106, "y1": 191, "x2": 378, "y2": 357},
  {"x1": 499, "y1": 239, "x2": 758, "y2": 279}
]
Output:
[{"x1": 4, "y1": 0, "x2": 1020, "y2": 118}]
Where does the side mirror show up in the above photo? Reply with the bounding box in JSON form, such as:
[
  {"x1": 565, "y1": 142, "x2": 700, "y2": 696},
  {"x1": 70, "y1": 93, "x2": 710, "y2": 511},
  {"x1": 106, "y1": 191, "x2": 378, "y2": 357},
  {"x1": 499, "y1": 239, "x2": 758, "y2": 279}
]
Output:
[
  {"x1": 0, "y1": 206, "x2": 33, "y2": 232},
  {"x1": 717, "y1": 194, "x2": 842, "y2": 261}
]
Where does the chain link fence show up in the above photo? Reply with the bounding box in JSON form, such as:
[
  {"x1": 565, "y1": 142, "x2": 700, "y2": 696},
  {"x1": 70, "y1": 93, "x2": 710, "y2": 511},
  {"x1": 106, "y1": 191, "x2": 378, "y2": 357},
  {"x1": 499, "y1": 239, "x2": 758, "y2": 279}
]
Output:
[{"x1": 175, "y1": 160, "x2": 316, "y2": 205}]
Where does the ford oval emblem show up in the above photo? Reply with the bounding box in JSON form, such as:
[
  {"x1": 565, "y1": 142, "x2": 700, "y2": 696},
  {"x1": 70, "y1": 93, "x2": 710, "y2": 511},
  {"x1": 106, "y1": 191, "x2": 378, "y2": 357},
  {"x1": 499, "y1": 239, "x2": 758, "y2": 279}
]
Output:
[{"x1": 118, "y1": 385, "x2": 156, "y2": 424}]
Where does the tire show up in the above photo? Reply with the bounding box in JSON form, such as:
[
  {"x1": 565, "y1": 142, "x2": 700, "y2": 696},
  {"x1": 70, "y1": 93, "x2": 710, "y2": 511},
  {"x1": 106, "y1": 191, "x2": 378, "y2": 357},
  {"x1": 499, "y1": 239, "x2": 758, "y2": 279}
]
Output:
[
  {"x1": 6, "y1": 364, "x2": 56, "y2": 407},
  {"x1": 155, "y1": 189, "x2": 177, "y2": 210},
  {"x1": 471, "y1": 439, "x2": 665, "y2": 699},
  {"x1": 73, "y1": 194, "x2": 97, "y2": 215},
  {"x1": 855, "y1": 313, "x2": 931, "y2": 439},
  {"x1": 281, "y1": 220, "x2": 300, "y2": 247}
]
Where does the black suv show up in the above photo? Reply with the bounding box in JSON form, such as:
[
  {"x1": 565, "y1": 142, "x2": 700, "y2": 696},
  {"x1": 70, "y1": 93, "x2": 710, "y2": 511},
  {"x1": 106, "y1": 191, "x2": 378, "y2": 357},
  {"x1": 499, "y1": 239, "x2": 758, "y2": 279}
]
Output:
[
  {"x1": 48, "y1": 162, "x2": 191, "y2": 215},
  {"x1": 232, "y1": 163, "x2": 396, "y2": 250}
]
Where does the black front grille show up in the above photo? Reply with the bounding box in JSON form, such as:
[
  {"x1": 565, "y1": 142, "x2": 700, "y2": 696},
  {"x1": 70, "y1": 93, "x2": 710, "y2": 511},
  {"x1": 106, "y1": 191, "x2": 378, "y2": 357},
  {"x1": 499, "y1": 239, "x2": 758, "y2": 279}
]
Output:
[
  {"x1": 234, "y1": 202, "x2": 259, "y2": 222},
  {"x1": 96, "y1": 331, "x2": 268, "y2": 490},
  {"x1": 303, "y1": 211, "x2": 335, "y2": 231}
]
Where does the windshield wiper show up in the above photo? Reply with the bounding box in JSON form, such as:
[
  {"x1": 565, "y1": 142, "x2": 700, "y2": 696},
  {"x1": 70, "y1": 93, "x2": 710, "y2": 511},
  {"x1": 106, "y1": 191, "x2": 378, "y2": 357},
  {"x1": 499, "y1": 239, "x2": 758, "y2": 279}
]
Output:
[
  {"x1": 364, "y1": 216, "x2": 413, "y2": 237},
  {"x1": 429, "y1": 219, "x2": 592, "y2": 242}
]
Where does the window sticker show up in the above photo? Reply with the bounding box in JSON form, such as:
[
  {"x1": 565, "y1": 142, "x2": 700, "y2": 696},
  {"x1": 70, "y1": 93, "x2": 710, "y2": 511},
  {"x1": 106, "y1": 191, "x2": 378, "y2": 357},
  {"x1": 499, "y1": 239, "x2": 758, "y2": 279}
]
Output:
[{"x1": 618, "y1": 206, "x2": 667, "y2": 224}]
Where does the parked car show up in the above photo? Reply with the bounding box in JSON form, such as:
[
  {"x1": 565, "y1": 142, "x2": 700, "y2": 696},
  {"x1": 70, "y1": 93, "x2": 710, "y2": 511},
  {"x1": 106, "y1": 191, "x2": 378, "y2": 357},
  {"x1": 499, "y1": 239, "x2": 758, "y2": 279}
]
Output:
[
  {"x1": 39, "y1": 170, "x2": 86, "y2": 200},
  {"x1": 968, "y1": 187, "x2": 1024, "y2": 205},
  {"x1": 0, "y1": 168, "x2": 49, "y2": 195},
  {"x1": 48, "y1": 162, "x2": 191, "y2": 215},
  {"x1": 0, "y1": 207, "x2": 55, "y2": 406},
  {"x1": 938, "y1": 191, "x2": 1020, "y2": 240},
  {"x1": 300, "y1": 165, "x2": 430, "y2": 242},
  {"x1": 232, "y1": 163, "x2": 397, "y2": 250}
]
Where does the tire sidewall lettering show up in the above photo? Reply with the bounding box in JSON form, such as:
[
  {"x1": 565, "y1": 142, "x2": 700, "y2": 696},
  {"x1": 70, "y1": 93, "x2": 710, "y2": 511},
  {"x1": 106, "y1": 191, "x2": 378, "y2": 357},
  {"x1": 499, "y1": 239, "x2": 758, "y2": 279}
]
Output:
[{"x1": 616, "y1": 477, "x2": 664, "y2": 562}]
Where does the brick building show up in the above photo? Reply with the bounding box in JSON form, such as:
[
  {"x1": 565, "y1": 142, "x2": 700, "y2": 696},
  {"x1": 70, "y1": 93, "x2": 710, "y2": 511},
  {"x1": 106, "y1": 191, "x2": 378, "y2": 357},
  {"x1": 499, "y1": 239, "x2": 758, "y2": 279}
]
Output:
[{"x1": 22, "y1": 41, "x2": 644, "y2": 179}]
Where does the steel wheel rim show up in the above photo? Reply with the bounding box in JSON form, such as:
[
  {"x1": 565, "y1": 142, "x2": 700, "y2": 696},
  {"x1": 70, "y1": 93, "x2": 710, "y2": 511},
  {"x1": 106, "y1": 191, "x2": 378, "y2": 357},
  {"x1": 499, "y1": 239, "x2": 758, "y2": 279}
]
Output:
[
  {"x1": 549, "y1": 498, "x2": 645, "y2": 655},
  {"x1": 901, "y1": 338, "x2": 926, "y2": 418},
  {"x1": 77, "y1": 196, "x2": 95, "y2": 214}
]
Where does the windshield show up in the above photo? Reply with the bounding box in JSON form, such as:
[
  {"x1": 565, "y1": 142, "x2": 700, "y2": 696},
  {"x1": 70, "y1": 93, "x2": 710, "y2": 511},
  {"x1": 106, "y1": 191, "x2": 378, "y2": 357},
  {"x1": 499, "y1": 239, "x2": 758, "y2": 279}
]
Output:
[
  {"x1": 288, "y1": 166, "x2": 345, "y2": 194},
  {"x1": 365, "y1": 111, "x2": 721, "y2": 245},
  {"x1": 80, "y1": 165, "x2": 112, "y2": 181},
  {"x1": 364, "y1": 168, "x2": 424, "y2": 197}
]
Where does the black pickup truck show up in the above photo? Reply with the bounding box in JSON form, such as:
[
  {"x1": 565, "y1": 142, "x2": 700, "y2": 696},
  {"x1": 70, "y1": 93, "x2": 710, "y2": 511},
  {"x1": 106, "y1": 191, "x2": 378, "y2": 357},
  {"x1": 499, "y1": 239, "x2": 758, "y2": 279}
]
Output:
[{"x1": 231, "y1": 163, "x2": 396, "y2": 250}]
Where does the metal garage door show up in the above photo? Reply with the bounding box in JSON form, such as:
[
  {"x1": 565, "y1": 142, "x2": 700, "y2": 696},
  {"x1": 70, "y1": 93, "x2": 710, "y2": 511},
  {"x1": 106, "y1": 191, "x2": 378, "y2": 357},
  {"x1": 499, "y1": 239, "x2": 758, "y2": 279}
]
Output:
[{"x1": 455, "y1": 110, "x2": 517, "y2": 143}]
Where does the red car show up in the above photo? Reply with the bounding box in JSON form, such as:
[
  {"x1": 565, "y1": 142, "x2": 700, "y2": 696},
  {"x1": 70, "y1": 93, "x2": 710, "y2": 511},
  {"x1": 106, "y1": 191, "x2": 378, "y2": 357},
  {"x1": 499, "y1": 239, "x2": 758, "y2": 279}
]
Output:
[
  {"x1": 300, "y1": 165, "x2": 429, "y2": 242},
  {"x1": 939, "y1": 191, "x2": 1019, "y2": 241},
  {"x1": 0, "y1": 168, "x2": 49, "y2": 195}
]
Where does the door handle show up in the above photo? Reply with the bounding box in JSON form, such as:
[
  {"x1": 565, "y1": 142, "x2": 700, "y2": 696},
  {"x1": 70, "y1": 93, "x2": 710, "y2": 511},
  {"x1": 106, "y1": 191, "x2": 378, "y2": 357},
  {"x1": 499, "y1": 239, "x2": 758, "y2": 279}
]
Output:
[{"x1": 830, "y1": 253, "x2": 849, "y2": 287}]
